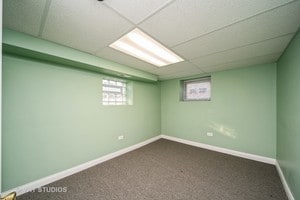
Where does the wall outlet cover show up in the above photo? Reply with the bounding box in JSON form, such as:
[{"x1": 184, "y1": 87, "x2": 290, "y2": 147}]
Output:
[{"x1": 207, "y1": 132, "x2": 213, "y2": 137}]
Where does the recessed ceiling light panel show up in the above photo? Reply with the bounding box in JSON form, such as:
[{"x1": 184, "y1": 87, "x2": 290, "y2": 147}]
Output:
[{"x1": 109, "y1": 28, "x2": 184, "y2": 67}]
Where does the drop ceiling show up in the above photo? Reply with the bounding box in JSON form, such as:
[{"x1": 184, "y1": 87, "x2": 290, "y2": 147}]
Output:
[{"x1": 3, "y1": 0, "x2": 300, "y2": 80}]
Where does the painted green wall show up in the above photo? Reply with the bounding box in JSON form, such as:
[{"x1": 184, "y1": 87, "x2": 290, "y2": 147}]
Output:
[
  {"x1": 2, "y1": 54, "x2": 161, "y2": 191},
  {"x1": 161, "y1": 64, "x2": 277, "y2": 158},
  {"x1": 277, "y1": 31, "x2": 300, "y2": 200},
  {"x1": 3, "y1": 28, "x2": 298, "y2": 198}
]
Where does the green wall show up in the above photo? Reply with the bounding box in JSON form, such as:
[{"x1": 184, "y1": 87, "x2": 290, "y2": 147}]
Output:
[
  {"x1": 161, "y1": 64, "x2": 277, "y2": 158},
  {"x1": 277, "y1": 31, "x2": 300, "y2": 200},
  {"x1": 3, "y1": 28, "x2": 299, "y2": 199},
  {"x1": 2, "y1": 54, "x2": 161, "y2": 191}
]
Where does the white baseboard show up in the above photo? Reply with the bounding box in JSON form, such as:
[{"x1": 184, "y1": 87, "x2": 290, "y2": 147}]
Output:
[
  {"x1": 3, "y1": 134, "x2": 292, "y2": 199},
  {"x1": 162, "y1": 135, "x2": 295, "y2": 199},
  {"x1": 161, "y1": 135, "x2": 276, "y2": 165},
  {"x1": 275, "y1": 161, "x2": 295, "y2": 200},
  {"x1": 1, "y1": 135, "x2": 161, "y2": 197}
]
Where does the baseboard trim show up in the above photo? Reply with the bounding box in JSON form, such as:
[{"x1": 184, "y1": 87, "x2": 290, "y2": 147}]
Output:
[
  {"x1": 160, "y1": 134, "x2": 296, "y2": 199},
  {"x1": 1, "y1": 135, "x2": 161, "y2": 197},
  {"x1": 2, "y1": 134, "x2": 286, "y2": 198},
  {"x1": 161, "y1": 135, "x2": 276, "y2": 165},
  {"x1": 275, "y1": 161, "x2": 295, "y2": 200}
]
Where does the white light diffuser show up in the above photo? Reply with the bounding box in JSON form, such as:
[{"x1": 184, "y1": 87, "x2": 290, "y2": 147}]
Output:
[{"x1": 109, "y1": 28, "x2": 184, "y2": 67}]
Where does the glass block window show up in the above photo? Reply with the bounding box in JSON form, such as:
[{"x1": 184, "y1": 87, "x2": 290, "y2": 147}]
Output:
[{"x1": 102, "y1": 79, "x2": 127, "y2": 105}]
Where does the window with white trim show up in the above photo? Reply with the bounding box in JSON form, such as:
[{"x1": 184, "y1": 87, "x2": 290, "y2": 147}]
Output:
[
  {"x1": 181, "y1": 76, "x2": 211, "y2": 101},
  {"x1": 102, "y1": 79, "x2": 127, "y2": 105}
]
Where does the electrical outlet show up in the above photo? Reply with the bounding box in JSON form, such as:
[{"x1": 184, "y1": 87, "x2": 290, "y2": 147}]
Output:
[
  {"x1": 207, "y1": 132, "x2": 213, "y2": 137},
  {"x1": 118, "y1": 135, "x2": 124, "y2": 140}
]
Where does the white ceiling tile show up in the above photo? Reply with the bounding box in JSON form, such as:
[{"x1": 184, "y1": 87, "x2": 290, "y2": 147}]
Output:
[
  {"x1": 96, "y1": 47, "x2": 158, "y2": 72},
  {"x1": 159, "y1": 69, "x2": 204, "y2": 80},
  {"x1": 4, "y1": 0, "x2": 299, "y2": 80},
  {"x1": 173, "y1": 1, "x2": 300, "y2": 59},
  {"x1": 3, "y1": 0, "x2": 47, "y2": 36},
  {"x1": 104, "y1": 0, "x2": 173, "y2": 24},
  {"x1": 140, "y1": 0, "x2": 293, "y2": 46},
  {"x1": 191, "y1": 34, "x2": 293, "y2": 68},
  {"x1": 201, "y1": 53, "x2": 281, "y2": 73},
  {"x1": 151, "y1": 61, "x2": 200, "y2": 75},
  {"x1": 42, "y1": 0, "x2": 134, "y2": 54}
]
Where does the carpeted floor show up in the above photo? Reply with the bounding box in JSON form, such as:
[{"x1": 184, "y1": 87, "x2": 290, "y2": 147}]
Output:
[{"x1": 18, "y1": 139, "x2": 288, "y2": 200}]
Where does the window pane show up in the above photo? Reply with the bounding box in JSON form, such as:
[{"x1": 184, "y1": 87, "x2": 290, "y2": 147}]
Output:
[
  {"x1": 103, "y1": 80, "x2": 109, "y2": 85},
  {"x1": 182, "y1": 77, "x2": 211, "y2": 101},
  {"x1": 109, "y1": 93, "x2": 115, "y2": 101},
  {"x1": 103, "y1": 86, "x2": 121, "y2": 93},
  {"x1": 116, "y1": 82, "x2": 122, "y2": 86},
  {"x1": 103, "y1": 93, "x2": 109, "y2": 101}
]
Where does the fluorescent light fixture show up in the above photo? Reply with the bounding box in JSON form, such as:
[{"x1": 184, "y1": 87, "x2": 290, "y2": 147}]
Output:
[{"x1": 109, "y1": 28, "x2": 184, "y2": 67}]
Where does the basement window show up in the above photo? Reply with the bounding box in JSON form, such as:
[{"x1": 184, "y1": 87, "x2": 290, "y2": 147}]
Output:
[
  {"x1": 181, "y1": 76, "x2": 211, "y2": 101},
  {"x1": 102, "y1": 79, "x2": 128, "y2": 105}
]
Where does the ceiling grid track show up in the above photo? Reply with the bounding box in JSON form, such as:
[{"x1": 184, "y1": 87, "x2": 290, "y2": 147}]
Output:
[
  {"x1": 200, "y1": 52, "x2": 283, "y2": 71},
  {"x1": 3, "y1": 0, "x2": 300, "y2": 80},
  {"x1": 38, "y1": 0, "x2": 52, "y2": 37},
  {"x1": 136, "y1": 0, "x2": 176, "y2": 26},
  {"x1": 171, "y1": 0, "x2": 298, "y2": 48},
  {"x1": 92, "y1": 3, "x2": 135, "y2": 56},
  {"x1": 94, "y1": 0, "x2": 177, "y2": 58},
  {"x1": 190, "y1": 32, "x2": 296, "y2": 61}
]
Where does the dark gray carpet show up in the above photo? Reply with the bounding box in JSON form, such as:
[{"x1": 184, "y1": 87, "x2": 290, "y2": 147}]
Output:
[{"x1": 18, "y1": 139, "x2": 287, "y2": 200}]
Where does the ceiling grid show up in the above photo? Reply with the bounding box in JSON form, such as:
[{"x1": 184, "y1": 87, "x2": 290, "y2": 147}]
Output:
[
  {"x1": 37, "y1": 0, "x2": 52, "y2": 37},
  {"x1": 3, "y1": 0, "x2": 300, "y2": 80}
]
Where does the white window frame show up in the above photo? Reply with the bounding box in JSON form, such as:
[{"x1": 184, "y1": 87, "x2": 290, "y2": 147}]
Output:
[
  {"x1": 181, "y1": 76, "x2": 211, "y2": 101},
  {"x1": 102, "y1": 78, "x2": 127, "y2": 105}
]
